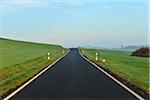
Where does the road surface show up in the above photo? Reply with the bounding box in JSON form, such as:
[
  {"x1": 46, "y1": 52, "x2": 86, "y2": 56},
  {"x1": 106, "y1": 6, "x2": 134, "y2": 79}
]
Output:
[{"x1": 12, "y1": 48, "x2": 136, "y2": 100}]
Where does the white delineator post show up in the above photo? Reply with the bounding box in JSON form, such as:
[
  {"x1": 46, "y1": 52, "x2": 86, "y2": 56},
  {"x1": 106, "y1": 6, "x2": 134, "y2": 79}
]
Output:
[
  {"x1": 62, "y1": 49, "x2": 65, "y2": 54},
  {"x1": 82, "y1": 49, "x2": 84, "y2": 54},
  {"x1": 48, "y1": 52, "x2": 51, "y2": 60},
  {"x1": 102, "y1": 59, "x2": 106, "y2": 62},
  {"x1": 96, "y1": 52, "x2": 98, "y2": 61}
]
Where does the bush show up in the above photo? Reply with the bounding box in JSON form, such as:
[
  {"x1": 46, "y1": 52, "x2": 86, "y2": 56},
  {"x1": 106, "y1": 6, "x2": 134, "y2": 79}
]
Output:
[{"x1": 131, "y1": 47, "x2": 150, "y2": 57}]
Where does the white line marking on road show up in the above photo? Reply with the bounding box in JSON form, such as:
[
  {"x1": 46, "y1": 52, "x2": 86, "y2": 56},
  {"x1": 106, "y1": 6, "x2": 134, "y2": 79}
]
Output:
[
  {"x1": 3, "y1": 50, "x2": 70, "y2": 100},
  {"x1": 79, "y1": 50, "x2": 144, "y2": 100}
]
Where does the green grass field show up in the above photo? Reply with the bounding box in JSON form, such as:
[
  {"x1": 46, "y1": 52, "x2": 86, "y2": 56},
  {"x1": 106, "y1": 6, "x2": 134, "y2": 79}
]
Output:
[
  {"x1": 0, "y1": 38, "x2": 67, "y2": 96},
  {"x1": 81, "y1": 48, "x2": 149, "y2": 93}
]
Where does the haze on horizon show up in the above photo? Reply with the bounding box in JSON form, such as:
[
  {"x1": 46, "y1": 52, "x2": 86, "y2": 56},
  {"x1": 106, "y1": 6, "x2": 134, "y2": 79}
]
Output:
[{"x1": 0, "y1": 0, "x2": 148, "y2": 48}]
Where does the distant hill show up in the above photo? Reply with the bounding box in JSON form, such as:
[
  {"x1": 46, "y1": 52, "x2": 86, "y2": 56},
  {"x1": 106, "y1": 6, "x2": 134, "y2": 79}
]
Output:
[{"x1": 121, "y1": 46, "x2": 141, "y2": 51}]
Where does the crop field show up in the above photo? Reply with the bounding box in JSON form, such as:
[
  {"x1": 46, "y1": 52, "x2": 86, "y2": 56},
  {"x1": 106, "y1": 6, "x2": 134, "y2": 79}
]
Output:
[
  {"x1": 0, "y1": 38, "x2": 67, "y2": 96},
  {"x1": 81, "y1": 48, "x2": 149, "y2": 93}
]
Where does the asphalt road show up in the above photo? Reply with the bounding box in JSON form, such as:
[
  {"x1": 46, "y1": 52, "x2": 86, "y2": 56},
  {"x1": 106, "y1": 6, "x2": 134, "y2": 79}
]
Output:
[{"x1": 12, "y1": 48, "x2": 136, "y2": 100}]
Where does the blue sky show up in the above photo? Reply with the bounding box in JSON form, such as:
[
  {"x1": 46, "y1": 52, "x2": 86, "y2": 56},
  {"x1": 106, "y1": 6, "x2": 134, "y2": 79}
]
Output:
[{"x1": 0, "y1": 0, "x2": 148, "y2": 48}]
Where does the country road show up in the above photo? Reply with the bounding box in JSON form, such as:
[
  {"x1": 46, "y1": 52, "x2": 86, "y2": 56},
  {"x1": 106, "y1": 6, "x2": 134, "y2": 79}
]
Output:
[{"x1": 12, "y1": 48, "x2": 136, "y2": 100}]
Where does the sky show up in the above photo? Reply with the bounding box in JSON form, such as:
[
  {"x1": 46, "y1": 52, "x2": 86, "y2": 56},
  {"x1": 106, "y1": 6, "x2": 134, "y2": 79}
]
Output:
[{"x1": 0, "y1": 0, "x2": 148, "y2": 48}]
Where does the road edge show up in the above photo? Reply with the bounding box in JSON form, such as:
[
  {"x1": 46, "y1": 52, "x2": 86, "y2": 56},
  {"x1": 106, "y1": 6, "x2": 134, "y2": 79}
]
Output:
[
  {"x1": 3, "y1": 49, "x2": 70, "y2": 100},
  {"x1": 79, "y1": 49, "x2": 144, "y2": 100}
]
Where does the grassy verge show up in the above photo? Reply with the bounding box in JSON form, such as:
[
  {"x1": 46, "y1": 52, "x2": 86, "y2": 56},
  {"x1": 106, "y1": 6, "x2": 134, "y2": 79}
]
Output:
[
  {"x1": 81, "y1": 48, "x2": 149, "y2": 93},
  {"x1": 0, "y1": 38, "x2": 67, "y2": 96}
]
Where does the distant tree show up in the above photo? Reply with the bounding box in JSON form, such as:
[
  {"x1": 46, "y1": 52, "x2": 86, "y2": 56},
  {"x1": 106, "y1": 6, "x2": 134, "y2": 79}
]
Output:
[{"x1": 131, "y1": 47, "x2": 150, "y2": 57}]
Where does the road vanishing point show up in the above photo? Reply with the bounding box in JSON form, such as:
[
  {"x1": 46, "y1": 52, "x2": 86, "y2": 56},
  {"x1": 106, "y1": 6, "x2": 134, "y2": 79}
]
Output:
[{"x1": 12, "y1": 48, "x2": 136, "y2": 100}]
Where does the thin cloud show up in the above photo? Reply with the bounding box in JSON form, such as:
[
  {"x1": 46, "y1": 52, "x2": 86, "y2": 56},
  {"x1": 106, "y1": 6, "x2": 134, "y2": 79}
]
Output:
[
  {"x1": 0, "y1": 0, "x2": 49, "y2": 15},
  {"x1": 103, "y1": 5, "x2": 145, "y2": 8},
  {"x1": 0, "y1": 0, "x2": 48, "y2": 7},
  {"x1": 0, "y1": 0, "x2": 146, "y2": 15},
  {"x1": 0, "y1": 0, "x2": 93, "y2": 15}
]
